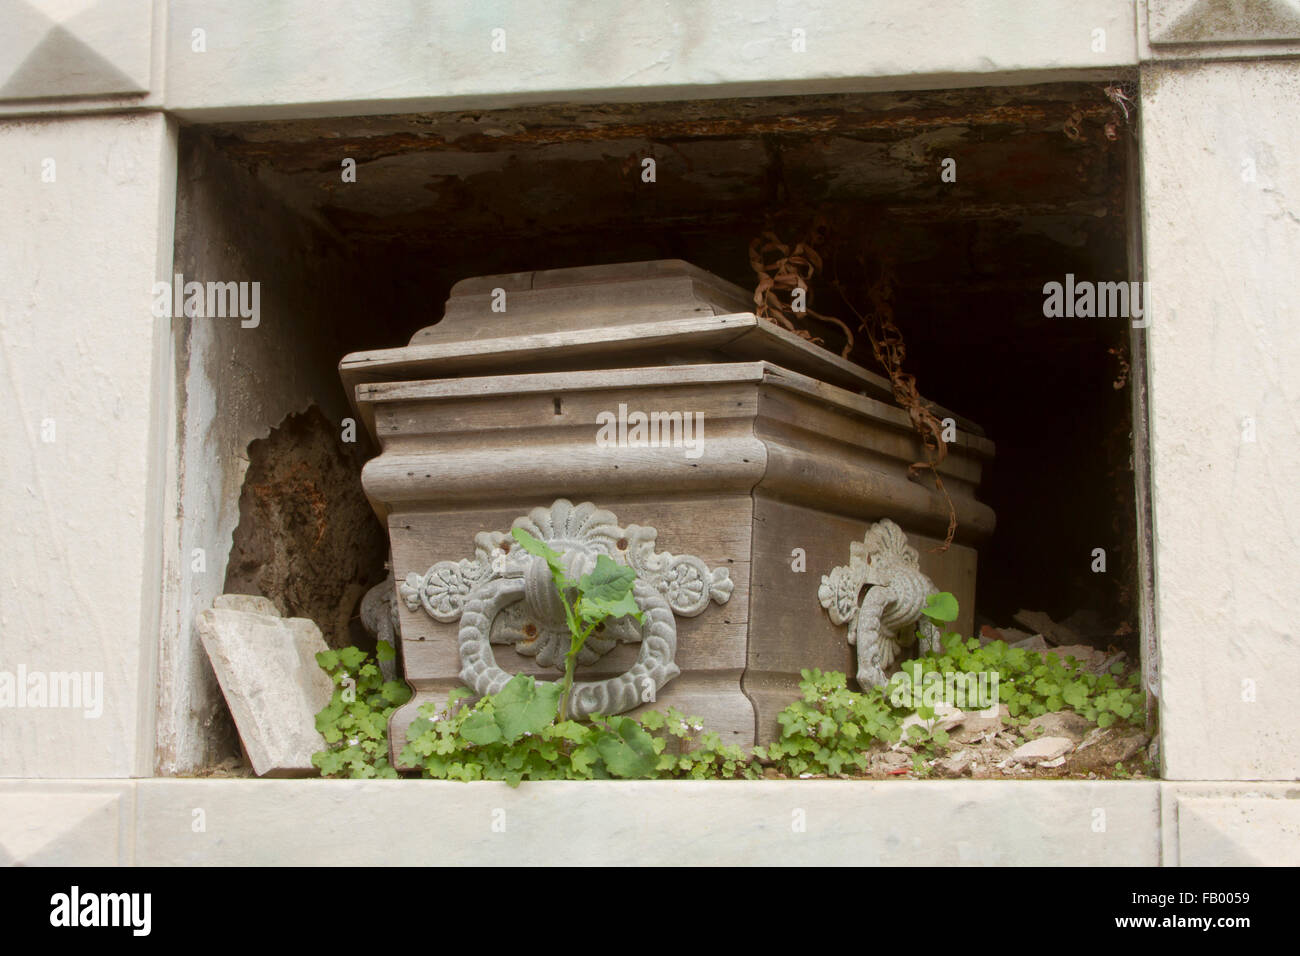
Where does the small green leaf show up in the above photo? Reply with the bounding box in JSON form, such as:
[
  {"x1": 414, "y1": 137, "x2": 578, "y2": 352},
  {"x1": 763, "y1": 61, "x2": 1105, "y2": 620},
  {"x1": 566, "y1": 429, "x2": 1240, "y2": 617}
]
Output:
[
  {"x1": 547, "y1": 720, "x2": 590, "y2": 743},
  {"x1": 570, "y1": 744, "x2": 599, "y2": 776}
]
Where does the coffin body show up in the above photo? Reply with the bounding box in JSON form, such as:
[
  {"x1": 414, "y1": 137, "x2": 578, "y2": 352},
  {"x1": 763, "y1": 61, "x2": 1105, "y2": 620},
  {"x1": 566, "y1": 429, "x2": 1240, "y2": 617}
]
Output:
[{"x1": 340, "y1": 262, "x2": 995, "y2": 764}]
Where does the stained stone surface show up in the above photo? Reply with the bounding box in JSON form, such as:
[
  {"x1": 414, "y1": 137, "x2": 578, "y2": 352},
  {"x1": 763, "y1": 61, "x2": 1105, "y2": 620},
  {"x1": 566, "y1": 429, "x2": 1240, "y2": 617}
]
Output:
[
  {"x1": 196, "y1": 599, "x2": 334, "y2": 777},
  {"x1": 1148, "y1": 0, "x2": 1300, "y2": 44}
]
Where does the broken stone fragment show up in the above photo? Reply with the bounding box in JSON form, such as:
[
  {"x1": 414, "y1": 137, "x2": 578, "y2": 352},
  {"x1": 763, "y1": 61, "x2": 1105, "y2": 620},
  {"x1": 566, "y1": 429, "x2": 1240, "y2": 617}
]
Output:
[
  {"x1": 1009, "y1": 735, "x2": 1074, "y2": 764},
  {"x1": 1067, "y1": 725, "x2": 1151, "y2": 773},
  {"x1": 935, "y1": 750, "x2": 976, "y2": 777},
  {"x1": 197, "y1": 597, "x2": 334, "y2": 777},
  {"x1": 1024, "y1": 710, "x2": 1094, "y2": 744},
  {"x1": 987, "y1": 626, "x2": 1035, "y2": 645},
  {"x1": 871, "y1": 750, "x2": 913, "y2": 773},
  {"x1": 214, "y1": 593, "x2": 281, "y2": 616},
  {"x1": 1009, "y1": 633, "x2": 1050, "y2": 652},
  {"x1": 1012, "y1": 609, "x2": 1083, "y2": 647},
  {"x1": 951, "y1": 704, "x2": 1007, "y2": 742},
  {"x1": 1041, "y1": 644, "x2": 1109, "y2": 671},
  {"x1": 893, "y1": 703, "x2": 967, "y2": 749}
]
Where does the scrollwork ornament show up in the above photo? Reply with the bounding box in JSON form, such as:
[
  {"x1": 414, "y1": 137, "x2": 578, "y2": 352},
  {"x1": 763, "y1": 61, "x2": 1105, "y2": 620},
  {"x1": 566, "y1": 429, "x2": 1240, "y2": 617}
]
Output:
[
  {"x1": 400, "y1": 499, "x2": 733, "y2": 716},
  {"x1": 818, "y1": 519, "x2": 943, "y2": 689}
]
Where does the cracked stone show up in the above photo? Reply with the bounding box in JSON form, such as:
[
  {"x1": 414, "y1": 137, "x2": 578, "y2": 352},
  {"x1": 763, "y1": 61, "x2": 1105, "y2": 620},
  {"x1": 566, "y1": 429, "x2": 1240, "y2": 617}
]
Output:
[
  {"x1": 1009, "y1": 735, "x2": 1074, "y2": 764},
  {"x1": 1025, "y1": 710, "x2": 1094, "y2": 744}
]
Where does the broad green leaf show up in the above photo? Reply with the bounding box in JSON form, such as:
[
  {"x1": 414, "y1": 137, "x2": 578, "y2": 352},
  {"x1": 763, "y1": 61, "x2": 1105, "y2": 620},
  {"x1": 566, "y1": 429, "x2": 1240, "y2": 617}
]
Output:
[
  {"x1": 570, "y1": 744, "x2": 598, "y2": 776},
  {"x1": 492, "y1": 674, "x2": 562, "y2": 743},
  {"x1": 578, "y1": 553, "x2": 634, "y2": 598},
  {"x1": 380, "y1": 680, "x2": 412, "y2": 705},
  {"x1": 577, "y1": 589, "x2": 643, "y2": 626},
  {"x1": 1062, "y1": 681, "x2": 1089, "y2": 709},
  {"x1": 922, "y1": 591, "x2": 959, "y2": 623},
  {"x1": 595, "y1": 716, "x2": 659, "y2": 778},
  {"x1": 407, "y1": 716, "x2": 435, "y2": 739},
  {"x1": 461, "y1": 710, "x2": 502, "y2": 745},
  {"x1": 376, "y1": 640, "x2": 396, "y2": 662},
  {"x1": 547, "y1": 720, "x2": 590, "y2": 743}
]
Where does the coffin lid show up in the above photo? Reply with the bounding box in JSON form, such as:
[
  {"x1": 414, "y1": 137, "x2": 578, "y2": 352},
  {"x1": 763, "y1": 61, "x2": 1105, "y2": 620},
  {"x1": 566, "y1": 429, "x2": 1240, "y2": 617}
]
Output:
[{"x1": 339, "y1": 259, "x2": 982, "y2": 438}]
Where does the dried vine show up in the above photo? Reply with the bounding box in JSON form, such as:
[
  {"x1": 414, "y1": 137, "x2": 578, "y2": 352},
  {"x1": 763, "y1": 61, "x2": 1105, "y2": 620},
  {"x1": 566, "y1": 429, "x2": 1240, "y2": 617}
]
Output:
[
  {"x1": 748, "y1": 217, "x2": 958, "y2": 551},
  {"x1": 748, "y1": 219, "x2": 855, "y2": 356}
]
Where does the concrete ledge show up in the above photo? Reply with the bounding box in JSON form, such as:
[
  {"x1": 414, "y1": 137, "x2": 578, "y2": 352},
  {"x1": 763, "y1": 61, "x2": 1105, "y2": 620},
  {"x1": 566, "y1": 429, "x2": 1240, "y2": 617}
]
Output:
[
  {"x1": 6, "y1": 779, "x2": 1296, "y2": 866},
  {"x1": 1, "y1": 779, "x2": 1160, "y2": 865},
  {"x1": 162, "y1": 0, "x2": 1139, "y2": 121}
]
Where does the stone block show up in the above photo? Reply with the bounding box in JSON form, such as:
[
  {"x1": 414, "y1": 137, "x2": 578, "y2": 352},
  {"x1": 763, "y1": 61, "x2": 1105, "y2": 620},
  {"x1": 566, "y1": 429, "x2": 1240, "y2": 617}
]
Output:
[
  {"x1": 0, "y1": 783, "x2": 128, "y2": 866},
  {"x1": 1140, "y1": 59, "x2": 1300, "y2": 779},
  {"x1": 131, "y1": 778, "x2": 1160, "y2": 866},
  {"x1": 196, "y1": 602, "x2": 334, "y2": 776},
  {"x1": 0, "y1": 0, "x2": 152, "y2": 100},
  {"x1": 1177, "y1": 796, "x2": 1300, "y2": 865},
  {"x1": 214, "y1": 593, "x2": 280, "y2": 616}
]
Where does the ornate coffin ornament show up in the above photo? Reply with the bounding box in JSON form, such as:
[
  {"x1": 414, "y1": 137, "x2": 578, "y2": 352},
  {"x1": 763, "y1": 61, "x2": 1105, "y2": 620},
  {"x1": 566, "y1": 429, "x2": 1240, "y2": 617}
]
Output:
[
  {"x1": 398, "y1": 499, "x2": 733, "y2": 717},
  {"x1": 818, "y1": 519, "x2": 942, "y2": 689}
]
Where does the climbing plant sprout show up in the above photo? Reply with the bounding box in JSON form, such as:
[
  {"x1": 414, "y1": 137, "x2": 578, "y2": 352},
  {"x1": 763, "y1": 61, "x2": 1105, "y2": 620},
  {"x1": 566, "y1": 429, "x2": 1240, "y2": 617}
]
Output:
[{"x1": 508, "y1": 526, "x2": 643, "y2": 722}]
